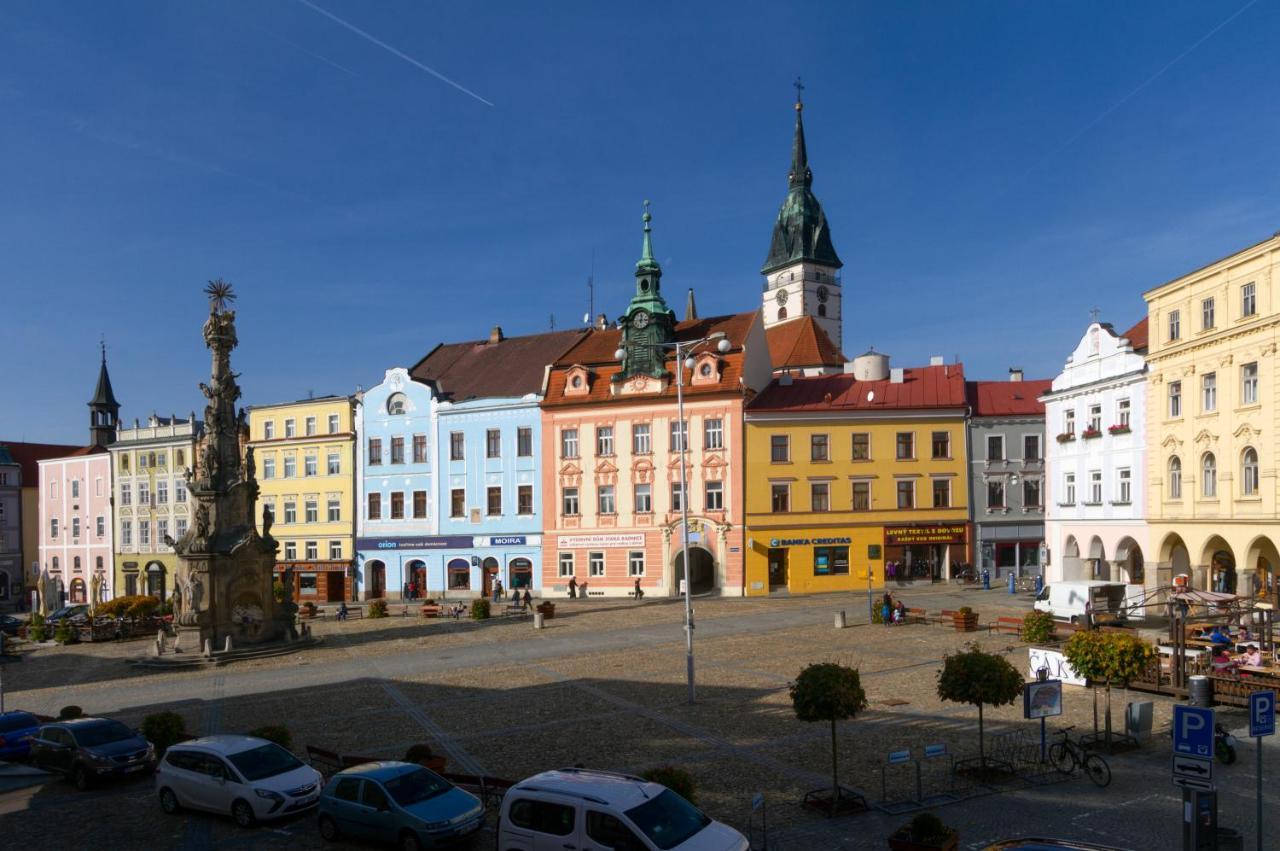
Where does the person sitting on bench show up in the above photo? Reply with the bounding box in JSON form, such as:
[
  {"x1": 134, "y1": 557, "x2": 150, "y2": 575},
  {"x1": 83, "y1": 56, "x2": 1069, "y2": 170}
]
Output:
[{"x1": 336, "y1": 602, "x2": 349, "y2": 622}]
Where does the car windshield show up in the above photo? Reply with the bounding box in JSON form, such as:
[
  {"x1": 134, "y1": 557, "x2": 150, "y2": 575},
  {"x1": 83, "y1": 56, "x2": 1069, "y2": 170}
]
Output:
[
  {"x1": 383, "y1": 767, "x2": 452, "y2": 807},
  {"x1": 624, "y1": 789, "x2": 711, "y2": 850},
  {"x1": 0, "y1": 713, "x2": 37, "y2": 734},
  {"x1": 227, "y1": 743, "x2": 304, "y2": 782},
  {"x1": 73, "y1": 721, "x2": 135, "y2": 747}
]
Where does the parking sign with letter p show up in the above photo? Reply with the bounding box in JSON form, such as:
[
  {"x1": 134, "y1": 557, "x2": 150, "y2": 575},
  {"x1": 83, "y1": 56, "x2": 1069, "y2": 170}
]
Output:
[
  {"x1": 1251, "y1": 691, "x2": 1275, "y2": 738},
  {"x1": 1173, "y1": 704, "x2": 1215, "y2": 757}
]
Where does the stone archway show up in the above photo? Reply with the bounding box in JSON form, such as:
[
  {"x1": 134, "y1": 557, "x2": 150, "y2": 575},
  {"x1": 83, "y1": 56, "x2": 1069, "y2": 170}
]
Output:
[
  {"x1": 1061, "y1": 535, "x2": 1083, "y2": 581},
  {"x1": 673, "y1": 546, "x2": 716, "y2": 596},
  {"x1": 1088, "y1": 536, "x2": 1107, "y2": 580},
  {"x1": 1244, "y1": 535, "x2": 1280, "y2": 599},
  {"x1": 1114, "y1": 537, "x2": 1144, "y2": 585},
  {"x1": 1200, "y1": 536, "x2": 1236, "y2": 593},
  {"x1": 365, "y1": 559, "x2": 385, "y2": 600}
]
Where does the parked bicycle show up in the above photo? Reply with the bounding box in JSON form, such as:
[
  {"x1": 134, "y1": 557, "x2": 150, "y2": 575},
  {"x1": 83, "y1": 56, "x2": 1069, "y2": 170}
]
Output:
[
  {"x1": 952, "y1": 564, "x2": 979, "y2": 586},
  {"x1": 1048, "y1": 726, "x2": 1111, "y2": 787}
]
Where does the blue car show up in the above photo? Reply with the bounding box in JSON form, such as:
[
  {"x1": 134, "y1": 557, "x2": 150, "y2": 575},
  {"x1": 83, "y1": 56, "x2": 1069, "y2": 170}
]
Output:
[
  {"x1": 0, "y1": 711, "x2": 42, "y2": 760},
  {"x1": 317, "y1": 761, "x2": 484, "y2": 850}
]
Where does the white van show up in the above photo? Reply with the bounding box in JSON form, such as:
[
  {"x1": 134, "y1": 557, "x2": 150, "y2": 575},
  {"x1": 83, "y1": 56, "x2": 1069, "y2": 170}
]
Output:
[
  {"x1": 497, "y1": 768, "x2": 748, "y2": 851},
  {"x1": 1034, "y1": 581, "x2": 1131, "y2": 624}
]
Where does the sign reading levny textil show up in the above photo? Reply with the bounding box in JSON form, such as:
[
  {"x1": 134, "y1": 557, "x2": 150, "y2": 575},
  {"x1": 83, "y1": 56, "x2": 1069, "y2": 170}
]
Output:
[
  {"x1": 558, "y1": 533, "x2": 646, "y2": 549},
  {"x1": 884, "y1": 525, "x2": 967, "y2": 545}
]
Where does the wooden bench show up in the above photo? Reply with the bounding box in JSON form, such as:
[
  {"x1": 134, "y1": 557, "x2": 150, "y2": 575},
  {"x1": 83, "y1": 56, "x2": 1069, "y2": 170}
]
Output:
[
  {"x1": 306, "y1": 745, "x2": 343, "y2": 777},
  {"x1": 420, "y1": 604, "x2": 443, "y2": 618},
  {"x1": 504, "y1": 603, "x2": 529, "y2": 617},
  {"x1": 904, "y1": 607, "x2": 929, "y2": 625},
  {"x1": 993, "y1": 616, "x2": 1025, "y2": 635}
]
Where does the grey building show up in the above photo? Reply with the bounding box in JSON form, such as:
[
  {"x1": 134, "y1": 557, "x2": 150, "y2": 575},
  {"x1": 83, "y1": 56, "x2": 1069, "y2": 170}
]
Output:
[
  {"x1": 967, "y1": 373, "x2": 1052, "y2": 580},
  {"x1": 0, "y1": 446, "x2": 19, "y2": 607}
]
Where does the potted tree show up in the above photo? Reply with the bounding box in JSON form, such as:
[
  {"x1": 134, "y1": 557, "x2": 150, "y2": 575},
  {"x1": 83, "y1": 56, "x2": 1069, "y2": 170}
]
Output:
[
  {"x1": 1062, "y1": 630, "x2": 1155, "y2": 751},
  {"x1": 888, "y1": 812, "x2": 959, "y2": 850},
  {"x1": 536, "y1": 600, "x2": 556, "y2": 619},
  {"x1": 789, "y1": 662, "x2": 868, "y2": 816},
  {"x1": 936, "y1": 644, "x2": 1024, "y2": 774},
  {"x1": 299, "y1": 601, "x2": 318, "y2": 619},
  {"x1": 951, "y1": 606, "x2": 978, "y2": 632}
]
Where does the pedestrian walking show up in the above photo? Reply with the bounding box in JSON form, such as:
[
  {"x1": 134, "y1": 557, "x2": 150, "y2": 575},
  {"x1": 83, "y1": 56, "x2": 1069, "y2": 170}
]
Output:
[
  {"x1": 568, "y1": 576, "x2": 577, "y2": 598},
  {"x1": 634, "y1": 578, "x2": 644, "y2": 600},
  {"x1": 522, "y1": 588, "x2": 532, "y2": 607},
  {"x1": 881, "y1": 592, "x2": 893, "y2": 627}
]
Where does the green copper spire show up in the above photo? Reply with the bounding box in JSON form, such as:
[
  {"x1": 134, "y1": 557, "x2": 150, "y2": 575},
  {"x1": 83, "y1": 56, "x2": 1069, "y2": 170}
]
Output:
[
  {"x1": 637, "y1": 199, "x2": 659, "y2": 272},
  {"x1": 615, "y1": 201, "x2": 677, "y2": 383},
  {"x1": 762, "y1": 85, "x2": 842, "y2": 275}
]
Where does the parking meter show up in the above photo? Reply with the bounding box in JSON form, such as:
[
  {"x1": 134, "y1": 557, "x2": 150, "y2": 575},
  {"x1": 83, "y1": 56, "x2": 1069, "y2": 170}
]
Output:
[
  {"x1": 1008, "y1": 573, "x2": 1016, "y2": 595},
  {"x1": 982, "y1": 568, "x2": 990, "y2": 590}
]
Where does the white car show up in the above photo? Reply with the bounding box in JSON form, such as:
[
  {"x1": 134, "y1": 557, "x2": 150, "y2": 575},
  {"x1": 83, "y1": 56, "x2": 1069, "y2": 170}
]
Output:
[
  {"x1": 497, "y1": 768, "x2": 748, "y2": 851},
  {"x1": 155, "y1": 735, "x2": 323, "y2": 827}
]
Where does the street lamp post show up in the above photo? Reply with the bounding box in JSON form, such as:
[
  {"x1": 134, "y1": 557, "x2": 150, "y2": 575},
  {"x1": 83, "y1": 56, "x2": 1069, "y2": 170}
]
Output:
[{"x1": 616, "y1": 332, "x2": 730, "y2": 704}]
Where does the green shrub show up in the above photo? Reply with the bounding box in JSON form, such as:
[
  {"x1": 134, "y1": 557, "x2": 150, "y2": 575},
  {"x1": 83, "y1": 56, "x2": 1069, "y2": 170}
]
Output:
[
  {"x1": 27, "y1": 624, "x2": 46, "y2": 641},
  {"x1": 142, "y1": 711, "x2": 187, "y2": 754},
  {"x1": 1021, "y1": 610, "x2": 1056, "y2": 644},
  {"x1": 272, "y1": 580, "x2": 285, "y2": 602},
  {"x1": 30, "y1": 612, "x2": 44, "y2": 626},
  {"x1": 871, "y1": 606, "x2": 885, "y2": 624},
  {"x1": 470, "y1": 599, "x2": 490, "y2": 620},
  {"x1": 249, "y1": 725, "x2": 292, "y2": 749},
  {"x1": 958, "y1": 606, "x2": 974, "y2": 616},
  {"x1": 58, "y1": 705, "x2": 83, "y2": 720},
  {"x1": 641, "y1": 765, "x2": 697, "y2": 805},
  {"x1": 368, "y1": 599, "x2": 388, "y2": 619},
  {"x1": 53, "y1": 623, "x2": 73, "y2": 644},
  {"x1": 97, "y1": 595, "x2": 160, "y2": 619}
]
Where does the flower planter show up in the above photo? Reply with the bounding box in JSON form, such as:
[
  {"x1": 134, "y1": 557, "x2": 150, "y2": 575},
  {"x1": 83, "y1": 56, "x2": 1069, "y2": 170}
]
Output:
[
  {"x1": 952, "y1": 612, "x2": 979, "y2": 632},
  {"x1": 888, "y1": 828, "x2": 959, "y2": 850},
  {"x1": 1056, "y1": 433, "x2": 1075, "y2": 443},
  {"x1": 1081, "y1": 429, "x2": 1102, "y2": 440},
  {"x1": 1107, "y1": 425, "x2": 1131, "y2": 435},
  {"x1": 536, "y1": 602, "x2": 556, "y2": 619}
]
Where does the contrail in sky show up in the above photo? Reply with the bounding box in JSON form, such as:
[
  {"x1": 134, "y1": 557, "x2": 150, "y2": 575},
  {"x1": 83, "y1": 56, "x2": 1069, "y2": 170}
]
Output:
[{"x1": 291, "y1": 0, "x2": 494, "y2": 106}]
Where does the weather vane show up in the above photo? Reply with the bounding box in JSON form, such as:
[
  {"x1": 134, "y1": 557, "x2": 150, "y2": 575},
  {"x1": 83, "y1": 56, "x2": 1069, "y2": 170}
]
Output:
[
  {"x1": 204, "y1": 278, "x2": 237, "y2": 312},
  {"x1": 1089, "y1": 307, "x2": 1101, "y2": 323}
]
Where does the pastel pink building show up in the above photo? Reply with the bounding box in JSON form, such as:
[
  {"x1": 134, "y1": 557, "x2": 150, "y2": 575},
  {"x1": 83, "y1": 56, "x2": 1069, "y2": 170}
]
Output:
[{"x1": 35, "y1": 351, "x2": 120, "y2": 607}]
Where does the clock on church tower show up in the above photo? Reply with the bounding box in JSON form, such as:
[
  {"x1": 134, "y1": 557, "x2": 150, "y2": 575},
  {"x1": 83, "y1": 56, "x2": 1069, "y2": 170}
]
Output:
[{"x1": 614, "y1": 202, "x2": 677, "y2": 384}]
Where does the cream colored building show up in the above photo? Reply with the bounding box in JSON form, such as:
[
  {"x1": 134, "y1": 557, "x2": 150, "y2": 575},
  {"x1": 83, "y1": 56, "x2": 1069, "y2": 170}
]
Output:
[
  {"x1": 247, "y1": 397, "x2": 356, "y2": 602},
  {"x1": 1145, "y1": 232, "x2": 1280, "y2": 597}
]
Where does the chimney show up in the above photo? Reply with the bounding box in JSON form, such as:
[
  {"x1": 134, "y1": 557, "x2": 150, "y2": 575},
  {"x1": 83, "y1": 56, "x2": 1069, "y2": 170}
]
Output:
[
  {"x1": 779, "y1": 372, "x2": 794, "y2": 386},
  {"x1": 890, "y1": 368, "x2": 904, "y2": 384},
  {"x1": 596, "y1": 313, "x2": 609, "y2": 331},
  {"x1": 685, "y1": 288, "x2": 698, "y2": 321},
  {"x1": 1009, "y1": 368, "x2": 1023, "y2": 382},
  {"x1": 489, "y1": 325, "x2": 504, "y2": 344}
]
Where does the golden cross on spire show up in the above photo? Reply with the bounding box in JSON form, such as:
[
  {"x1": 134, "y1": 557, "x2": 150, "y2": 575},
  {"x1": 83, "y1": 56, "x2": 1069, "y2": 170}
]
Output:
[{"x1": 794, "y1": 76, "x2": 804, "y2": 110}]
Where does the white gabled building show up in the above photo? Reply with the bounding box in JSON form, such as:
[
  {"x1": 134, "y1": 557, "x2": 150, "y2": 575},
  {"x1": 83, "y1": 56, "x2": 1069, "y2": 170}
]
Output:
[{"x1": 1042, "y1": 318, "x2": 1150, "y2": 587}]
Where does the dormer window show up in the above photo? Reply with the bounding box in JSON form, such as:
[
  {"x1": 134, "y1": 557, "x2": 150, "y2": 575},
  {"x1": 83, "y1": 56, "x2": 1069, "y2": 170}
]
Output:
[
  {"x1": 571, "y1": 376, "x2": 583, "y2": 388},
  {"x1": 564, "y1": 366, "x2": 592, "y2": 397},
  {"x1": 387, "y1": 393, "x2": 407, "y2": 415}
]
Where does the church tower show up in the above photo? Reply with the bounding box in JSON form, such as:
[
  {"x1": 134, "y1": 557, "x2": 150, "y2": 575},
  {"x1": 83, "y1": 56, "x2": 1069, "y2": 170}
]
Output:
[
  {"x1": 761, "y1": 84, "x2": 843, "y2": 347},
  {"x1": 88, "y1": 343, "x2": 120, "y2": 448},
  {"x1": 615, "y1": 201, "x2": 678, "y2": 383}
]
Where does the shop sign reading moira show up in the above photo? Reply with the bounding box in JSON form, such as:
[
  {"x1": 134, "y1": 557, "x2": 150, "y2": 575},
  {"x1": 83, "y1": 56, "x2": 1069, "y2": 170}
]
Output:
[
  {"x1": 558, "y1": 533, "x2": 646, "y2": 549},
  {"x1": 884, "y1": 525, "x2": 967, "y2": 546}
]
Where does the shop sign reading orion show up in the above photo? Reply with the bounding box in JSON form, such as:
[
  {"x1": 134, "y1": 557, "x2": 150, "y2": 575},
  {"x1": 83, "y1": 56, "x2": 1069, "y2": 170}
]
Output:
[{"x1": 884, "y1": 525, "x2": 966, "y2": 546}]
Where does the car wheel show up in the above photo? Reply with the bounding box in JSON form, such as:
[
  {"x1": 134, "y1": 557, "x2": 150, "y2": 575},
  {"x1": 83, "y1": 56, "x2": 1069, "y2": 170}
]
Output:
[
  {"x1": 399, "y1": 829, "x2": 423, "y2": 851},
  {"x1": 232, "y1": 798, "x2": 256, "y2": 828},
  {"x1": 73, "y1": 765, "x2": 91, "y2": 791},
  {"x1": 318, "y1": 814, "x2": 339, "y2": 841},
  {"x1": 159, "y1": 787, "x2": 181, "y2": 814}
]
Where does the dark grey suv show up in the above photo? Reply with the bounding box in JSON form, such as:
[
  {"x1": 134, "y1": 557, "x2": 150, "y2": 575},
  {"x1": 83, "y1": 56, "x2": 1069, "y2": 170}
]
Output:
[{"x1": 30, "y1": 717, "x2": 156, "y2": 790}]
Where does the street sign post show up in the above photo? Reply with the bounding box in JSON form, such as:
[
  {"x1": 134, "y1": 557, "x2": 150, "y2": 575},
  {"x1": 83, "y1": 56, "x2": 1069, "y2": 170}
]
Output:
[
  {"x1": 1250, "y1": 691, "x2": 1274, "y2": 851},
  {"x1": 1173, "y1": 705, "x2": 1215, "y2": 758},
  {"x1": 1172, "y1": 754, "x2": 1213, "y2": 781},
  {"x1": 1172, "y1": 775, "x2": 1214, "y2": 793}
]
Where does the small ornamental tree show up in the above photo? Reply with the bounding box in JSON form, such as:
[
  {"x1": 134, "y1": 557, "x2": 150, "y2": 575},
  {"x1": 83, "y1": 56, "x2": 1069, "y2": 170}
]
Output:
[
  {"x1": 1021, "y1": 611, "x2": 1056, "y2": 645},
  {"x1": 789, "y1": 662, "x2": 867, "y2": 812},
  {"x1": 936, "y1": 644, "x2": 1024, "y2": 769},
  {"x1": 1062, "y1": 630, "x2": 1156, "y2": 747}
]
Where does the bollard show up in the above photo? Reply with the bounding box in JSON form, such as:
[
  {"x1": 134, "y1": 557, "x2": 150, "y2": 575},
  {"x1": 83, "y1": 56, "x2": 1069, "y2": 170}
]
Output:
[
  {"x1": 534, "y1": 612, "x2": 545, "y2": 630},
  {"x1": 834, "y1": 610, "x2": 846, "y2": 629},
  {"x1": 224, "y1": 636, "x2": 233, "y2": 653},
  {"x1": 982, "y1": 569, "x2": 990, "y2": 590},
  {"x1": 1035, "y1": 574, "x2": 1044, "y2": 596},
  {"x1": 173, "y1": 632, "x2": 182, "y2": 654},
  {"x1": 203, "y1": 639, "x2": 213, "y2": 658},
  {"x1": 1008, "y1": 573, "x2": 1016, "y2": 595}
]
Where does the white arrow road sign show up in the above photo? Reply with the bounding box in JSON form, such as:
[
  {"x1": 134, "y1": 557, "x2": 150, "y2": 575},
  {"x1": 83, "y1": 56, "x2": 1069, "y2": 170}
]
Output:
[
  {"x1": 1172, "y1": 755, "x2": 1213, "y2": 781},
  {"x1": 1172, "y1": 774, "x2": 1215, "y2": 792}
]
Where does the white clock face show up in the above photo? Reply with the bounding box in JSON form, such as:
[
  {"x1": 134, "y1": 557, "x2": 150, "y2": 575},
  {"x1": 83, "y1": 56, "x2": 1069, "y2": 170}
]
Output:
[
  {"x1": 633, "y1": 310, "x2": 651, "y2": 329},
  {"x1": 775, "y1": 288, "x2": 789, "y2": 306}
]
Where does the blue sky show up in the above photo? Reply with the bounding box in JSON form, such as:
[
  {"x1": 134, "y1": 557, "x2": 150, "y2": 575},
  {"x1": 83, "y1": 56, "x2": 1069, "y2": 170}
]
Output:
[{"x1": 3, "y1": 1, "x2": 1278, "y2": 444}]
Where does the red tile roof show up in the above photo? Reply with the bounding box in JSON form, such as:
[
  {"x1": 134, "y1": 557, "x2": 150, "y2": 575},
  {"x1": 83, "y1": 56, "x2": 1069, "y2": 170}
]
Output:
[
  {"x1": 749, "y1": 364, "x2": 967, "y2": 413},
  {"x1": 410, "y1": 329, "x2": 589, "y2": 401},
  {"x1": 542, "y1": 312, "x2": 758, "y2": 408},
  {"x1": 968, "y1": 379, "x2": 1052, "y2": 417},
  {"x1": 1119, "y1": 317, "x2": 1148, "y2": 353},
  {"x1": 0, "y1": 441, "x2": 90, "y2": 485},
  {"x1": 765, "y1": 317, "x2": 846, "y2": 370}
]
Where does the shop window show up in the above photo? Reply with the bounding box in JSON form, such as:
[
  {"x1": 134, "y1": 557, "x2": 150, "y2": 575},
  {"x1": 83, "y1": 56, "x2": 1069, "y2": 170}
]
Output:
[
  {"x1": 814, "y1": 546, "x2": 849, "y2": 576},
  {"x1": 299, "y1": 573, "x2": 318, "y2": 595},
  {"x1": 448, "y1": 559, "x2": 471, "y2": 590},
  {"x1": 510, "y1": 558, "x2": 533, "y2": 588}
]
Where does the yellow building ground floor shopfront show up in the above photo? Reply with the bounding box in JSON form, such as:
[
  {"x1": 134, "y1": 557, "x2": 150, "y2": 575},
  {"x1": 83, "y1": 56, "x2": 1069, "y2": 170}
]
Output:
[
  {"x1": 115, "y1": 553, "x2": 177, "y2": 600},
  {"x1": 744, "y1": 521, "x2": 972, "y2": 596}
]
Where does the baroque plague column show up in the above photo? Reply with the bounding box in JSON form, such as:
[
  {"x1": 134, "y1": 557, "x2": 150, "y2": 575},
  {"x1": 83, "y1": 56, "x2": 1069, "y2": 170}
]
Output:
[{"x1": 170, "y1": 281, "x2": 293, "y2": 647}]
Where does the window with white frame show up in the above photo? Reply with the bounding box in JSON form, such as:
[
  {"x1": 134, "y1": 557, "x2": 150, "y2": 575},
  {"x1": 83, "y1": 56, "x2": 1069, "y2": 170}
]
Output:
[
  {"x1": 486, "y1": 429, "x2": 501, "y2": 458},
  {"x1": 305, "y1": 540, "x2": 318, "y2": 560},
  {"x1": 558, "y1": 552, "x2": 575, "y2": 577},
  {"x1": 1243, "y1": 281, "x2": 1257, "y2": 317},
  {"x1": 986, "y1": 479, "x2": 1005, "y2": 509},
  {"x1": 389, "y1": 438, "x2": 403, "y2": 465},
  {"x1": 810, "y1": 481, "x2": 829, "y2": 512},
  {"x1": 451, "y1": 489, "x2": 465, "y2": 518},
  {"x1": 306, "y1": 498, "x2": 319, "y2": 523},
  {"x1": 284, "y1": 499, "x2": 297, "y2": 523},
  {"x1": 367, "y1": 438, "x2": 382, "y2": 465},
  {"x1": 283, "y1": 455, "x2": 296, "y2": 478},
  {"x1": 1064, "y1": 472, "x2": 1076, "y2": 504},
  {"x1": 71, "y1": 480, "x2": 79, "y2": 499},
  {"x1": 932, "y1": 478, "x2": 949, "y2": 508},
  {"x1": 1064, "y1": 408, "x2": 1076, "y2": 435},
  {"x1": 121, "y1": 521, "x2": 132, "y2": 548},
  {"x1": 561, "y1": 428, "x2": 579, "y2": 458},
  {"x1": 596, "y1": 426, "x2": 614, "y2": 456},
  {"x1": 1089, "y1": 471, "x2": 1102, "y2": 504},
  {"x1": 328, "y1": 497, "x2": 341, "y2": 522},
  {"x1": 413, "y1": 435, "x2": 428, "y2": 463},
  {"x1": 96, "y1": 515, "x2": 105, "y2": 537},
  {"x1": 896, "y1": 480, "x2": 915, "y2": 509},
  {"x1": 588, "y1": 551, "x2": 605, "y2": 577},
  {"x1": 597, "y1": 485, "x2": 615, "y2": 515},
  {"x1": 769, "y1": 483, "x2": 788, "y2": 512},
  {"x1": 634, "y1": 483, "x2": 652, "y2": 513},
  {"x1": 1168, "y1": 309, "x2": 1181, "y2": 341},
  {"x1": 72, "y1": 517, "x2": 80, "y2": 538},
  {"x1": 366, "y1": 492, "x2": 380, "y2": 520},
  {"x1": 1087, "y1": 404, "x2": 1101, "y2": 432},
  {"x1": 1169, "y1": 381, "x2": 1182, "y2": 417},
  {"x1": 158, "y1": 519, "x2": 168, "y2": 545},
  {"x1": 1117, "y1": 398, "x2": 1130, "y2": 429},
  {"x1": 329, "y1": 540, "x2": 342, "y2": 559},
  {"x1": 305, "y1": 416, "x2": 316, "y2": 436},
  {"x1": 284, "y1": 542, "x2": 296, "y2": 560},
  {"x1": 327, "y1": 452, "x2": 340, "y2": 474},
  {"x1": 1117, "y1": 468, "x2": 1131, "y2": 503},
  {"x1": 704, "y1": 418, "x2": 724, "y2": 450},
  {"x1": 670, "y1": 420, "x2": 688, "y2": 452},
  {"x1": 328, "y1": 413, "x2": 339, "y2": 434},
  {"x1": 263, "y1": 421, "x2": 275, "y2": 440},
  {"x1": 487, "y1": 486, "x2": 502, "y2": 516},
  {"x1": 811, "y1": 434, "x2": 830, "y2": 462},
  {"x1": 175, "y1": 477, "x2": 186, "y2": 503},
  {"x1": 285, "y1": 418, "x2": 296, "y2": 438},
  {"x1": 450, "y1": 432, "x2": 465, "y2": 461},
  {"x1": 628, "y1": 551, "x2": 645, "y2": 576},
  {"x1": 138, "y1": 481, "x2": 149, "y2": 505},
  {"x1": 1202, "y1": 297, "x2": 1215, "y2": 330},
  {"x1": 517, "y1": 485, "x2": 534, "y2": 515},
  {"x1": 706, "y1": 480, "x2": 725, "y2": 511},
  {"x1": 1168, "y1": 456, "x2": 1182, "y2": 499},
  {"x1": 517, "y1": 427, "x2": 533, "y2": 457},
  {"x1": 1242, "y1": 362, "x2": 1258, "y2": 405},
  {"x1": 1242, "y1": 448, "x2": 1259, "y2": 496},
  {"x1": 1202, "y1": 373, "x2": 1216, "y2": 412},
  {"x1": 1202, "y1": 453, "x2": 1217, "y2": 497},
  {"x1": 157, "y1": 480, "x2": 168, "y2": 504},
  {"x1": 632, "y1": 423, "x2": 651, "y2": 454},
  {"x1": 176, "y1": 518, "x2": 187, "y2": 538},
  {"x1": 139, "y1": 520, "x2": 150, "y2": 547},
  {"x1": 986, "y1": 434, "x2": 1004, "y2": 461},
  {"x1": 672, "y1": 482, "x2": 686, "y2": 512},
  {"x1": 121, "y1": 482, "x2": 131, "y2": 505},
  {"x1": 562, "y1": 487, "x2": 579, "y2": 516},
  {"x1": 853, "y1": 480, "x2": 871, "y2": 510},
  {"x1": 1024, "y1": 434, "x2": 1041, "y2": 461}
]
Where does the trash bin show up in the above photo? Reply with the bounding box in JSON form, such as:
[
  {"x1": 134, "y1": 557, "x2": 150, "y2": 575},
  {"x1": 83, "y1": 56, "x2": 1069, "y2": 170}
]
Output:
[
  {"x1": 1188, "y1": 675, "x2": 1214, "y2": 707},
  {"x1": 533, "y1": 612, "x2": 544, "y2": 630},
  {"x1": 1126, "y1": 701, "x2": 1153, "y2": 742},
  {"x1": 834, "y1": 611, "x2": 846, "y2": 629}
]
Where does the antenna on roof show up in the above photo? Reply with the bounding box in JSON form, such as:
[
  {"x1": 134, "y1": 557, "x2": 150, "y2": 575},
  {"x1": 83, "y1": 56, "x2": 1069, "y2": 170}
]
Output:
[
  {"x1": 549, "y1": 313, "x2": 555, "y2": 330},
  {"x1": 587, "y1": 248, "x2": 595, "y2": 324}
]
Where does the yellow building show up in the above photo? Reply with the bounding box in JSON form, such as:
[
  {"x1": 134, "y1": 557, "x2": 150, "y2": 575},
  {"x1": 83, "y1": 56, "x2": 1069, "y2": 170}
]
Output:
[
  {"x1": 247, "y1": 396, "x2": 356, "y2": 603},
  {"x1": 1145, "y1": 232, "x2": 1280, "y2": 596},
  {"x1": 744, "y1": 357, "x2": 970, "y2": 596}
]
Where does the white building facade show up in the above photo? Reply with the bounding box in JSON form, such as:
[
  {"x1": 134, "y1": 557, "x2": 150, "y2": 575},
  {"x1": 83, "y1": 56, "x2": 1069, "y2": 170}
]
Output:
[{"x1": 1042, "y1": 320, "x2": 1150, "y2": 587}]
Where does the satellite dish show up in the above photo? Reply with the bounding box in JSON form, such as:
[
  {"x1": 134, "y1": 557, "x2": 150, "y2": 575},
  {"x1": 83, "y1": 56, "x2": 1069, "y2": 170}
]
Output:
[
  {"x1": 582, "y1": 313, "x2": 590, "y2": 324},
  {"x1": 866, "y1": 391, "x2": 875, "y2": 402}
]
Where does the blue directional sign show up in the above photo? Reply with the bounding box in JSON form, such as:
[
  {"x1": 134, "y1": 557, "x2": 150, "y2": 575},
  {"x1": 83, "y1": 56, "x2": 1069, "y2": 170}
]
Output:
[
  {"x1": 1173, "y1": 705, "x2": 1215, "y2": 758},
  {"x1": 1251, "y1": 690, "x2": 1275, "y2": 738}
]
